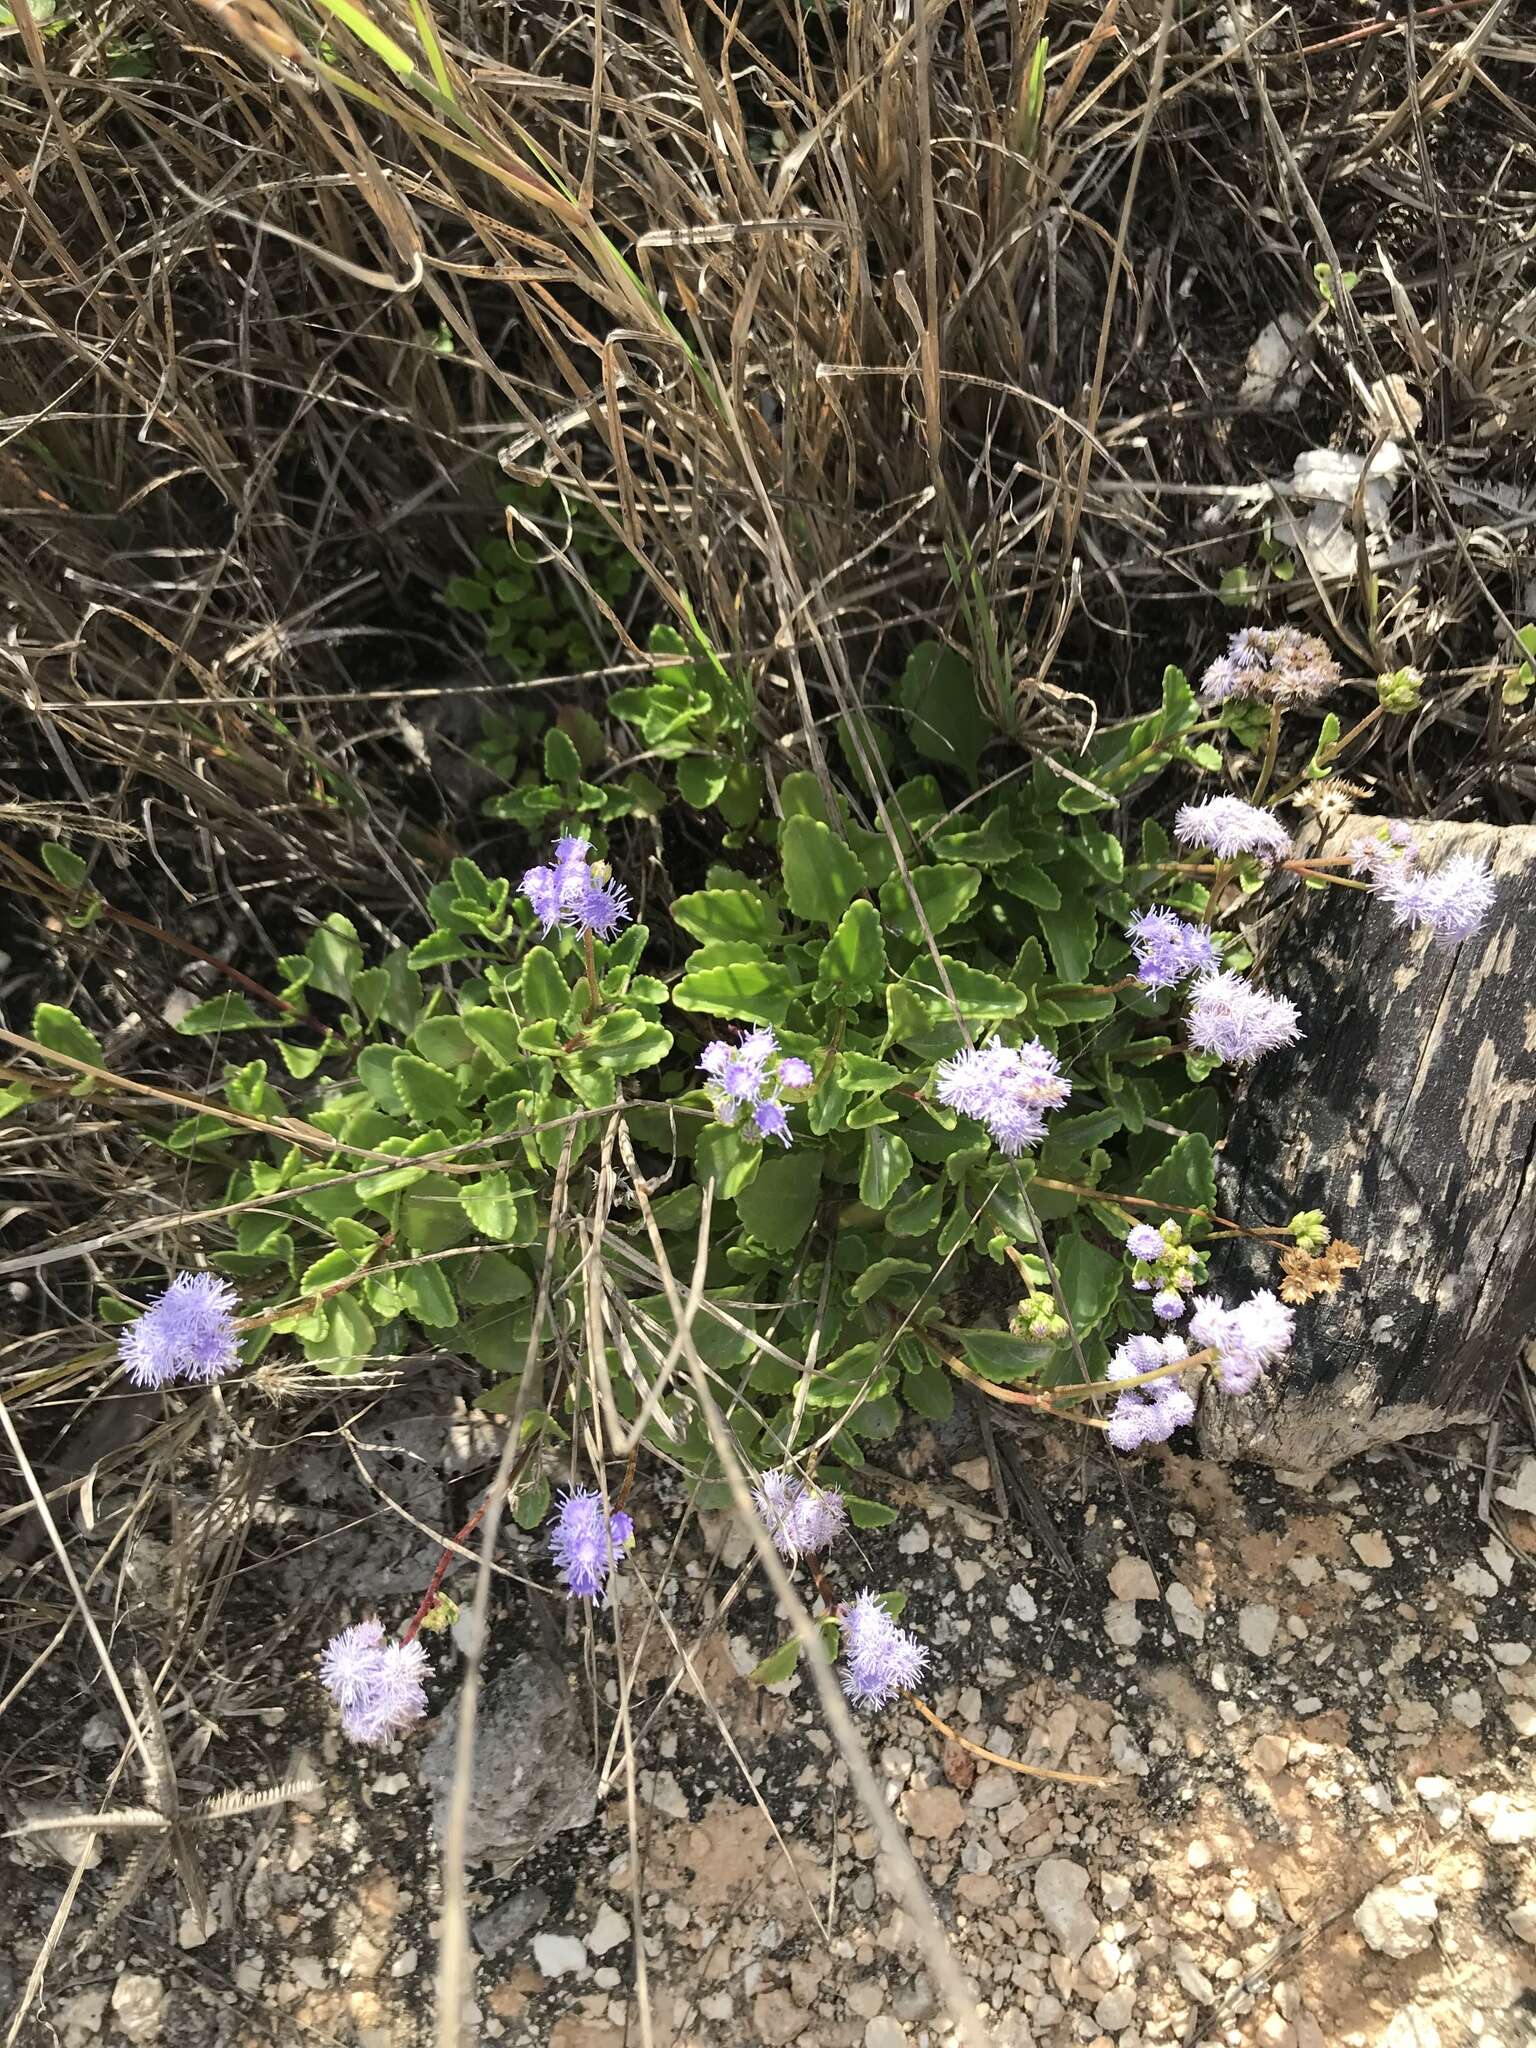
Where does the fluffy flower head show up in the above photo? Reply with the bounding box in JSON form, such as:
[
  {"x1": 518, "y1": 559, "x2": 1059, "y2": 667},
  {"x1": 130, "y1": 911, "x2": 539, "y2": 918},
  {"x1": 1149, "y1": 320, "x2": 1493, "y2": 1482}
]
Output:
[
  {"x1": 1175, "y1": 796, "x2": 1294, "y2": 865},
  {"x1": 1186, "y1": 971, "x2": 1301, "y2": 1065},
  {"x1": 752, "y1": 1469, "x2": 847, "y2": 1559},
  {"x1": 933, "y1": 1038, "x2": 1071, "y2": 1157},
  {"x1": 118, "y1": 1272, "x2": 241, "y2": 1390},
  {"x1": 839, "y1": 1591, "x2": 929, "y2": 1710},
  {"x1": 1199, "y1": 627, "x2": 1341, "y2": 707},
  {"x1": 320, "y1": 1622, "x2": 430, "y2": 1745},
  {"x1": 1375, "y1": 850, "x2": 1496, "y2": 948},
  {"x1": 1189, "y1": 1289, "x2": 1294, "y2": 1394},
  {"x1": 1126, "y1": 907, "x2": 1220, "y2": 991},
  {"x1": 698, "y1": 1028, "x2": 810, "y2": 1147},
  {"x1": 1126, "y1": 1223, "x2": 1167, "y2": 1262},
  {"x1": 521, "y1": 836, "x2": 632, "y2": 940},
  {"x1": 550, "y1": 1487, "x2": 635, "y2": 1601}
]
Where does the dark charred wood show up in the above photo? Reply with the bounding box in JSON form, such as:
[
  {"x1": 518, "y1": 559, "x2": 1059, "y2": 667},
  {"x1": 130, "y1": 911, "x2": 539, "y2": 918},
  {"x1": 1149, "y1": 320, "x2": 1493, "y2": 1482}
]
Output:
[{"x1": 1199, "y1": 818, "x2": 1536, "y2": 1475}]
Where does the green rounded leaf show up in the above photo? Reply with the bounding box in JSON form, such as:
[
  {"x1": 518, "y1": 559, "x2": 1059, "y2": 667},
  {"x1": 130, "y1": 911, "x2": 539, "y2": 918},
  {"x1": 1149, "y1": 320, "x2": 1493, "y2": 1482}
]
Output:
[{"x1": 780, "y1": 816, "x2": 868, "y2": 927}]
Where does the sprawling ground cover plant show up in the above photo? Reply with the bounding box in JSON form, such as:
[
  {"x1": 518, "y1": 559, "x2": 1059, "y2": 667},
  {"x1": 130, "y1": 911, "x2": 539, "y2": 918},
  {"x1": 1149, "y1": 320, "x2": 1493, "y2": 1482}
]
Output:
[{"x1": 12, "y1": 628, "x2": 1495, "y2": 1752}]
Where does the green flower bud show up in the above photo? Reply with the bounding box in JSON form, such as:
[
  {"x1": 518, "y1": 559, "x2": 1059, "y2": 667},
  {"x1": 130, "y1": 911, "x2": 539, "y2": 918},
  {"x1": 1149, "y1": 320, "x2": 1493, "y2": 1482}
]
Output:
[
  {"x1": 1289, "y1": 1209, "x2": 1331, "y2": 1252},
  {"x1": 1377, "y1": 666, "x2": 1423, "y2": 714}
]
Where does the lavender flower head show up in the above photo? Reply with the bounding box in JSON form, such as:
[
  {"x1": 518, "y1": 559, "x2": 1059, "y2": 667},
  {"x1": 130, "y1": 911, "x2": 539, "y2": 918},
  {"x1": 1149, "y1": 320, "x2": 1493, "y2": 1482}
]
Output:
[
  {"x1": 521, "y1": 835, "x2": 632, "y2": 940},
  {"x1": 1126, "y1": 907, "x2": 1220, "y2": 991},
  {"x1": 1125, "y1": 1223, "x2": 1166, "y2": 1262},
  {"x1": 1199, "y1": 627, "x2": 1341, "y2": 707},
  {"x1": 1351, "y1": 828, "x2": 1496, "y2": 948},
  {"x1": 698, "y1": 1028, "x2": 811, "y2": 1148},
  {"x1": 550, "y1": 1487, "x2": 635, "y2": 1600},
  {"x1": 1189, "y1": 1289, "x2": 1294, "y2": 1395},
  {"x1": 118, "y1": 1272, "x2": 241, "y2": 1390},
  {"x1": 933, "y1": 1038, "x2": 1071, "y2": 1156},
  {"x1": 1174, "y1": 797, "x2": 1294, "y2": 866},
  {"x1": 1186, "y1": 971, "x2": 1301, "y2": 1065},
  {"x1": 1104, "y1": 1332, "x2": 1194, "y2": 1451},
  {"x1": 319, "y1": 1620, "x2": 430, "y2": 1745},
  {"x1": 752, "y1": 1468, "x2": 847, "y2": 1559},
  {"x1": 839, "y1": 1590, "x2": 928, "y2": 1710}
]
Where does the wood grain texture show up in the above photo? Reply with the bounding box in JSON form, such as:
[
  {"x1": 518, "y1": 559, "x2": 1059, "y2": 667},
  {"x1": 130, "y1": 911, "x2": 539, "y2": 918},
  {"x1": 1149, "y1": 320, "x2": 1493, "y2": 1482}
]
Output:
[{"x1": 1199, "y1": 818, "x2": 1536, "y2": 1474}]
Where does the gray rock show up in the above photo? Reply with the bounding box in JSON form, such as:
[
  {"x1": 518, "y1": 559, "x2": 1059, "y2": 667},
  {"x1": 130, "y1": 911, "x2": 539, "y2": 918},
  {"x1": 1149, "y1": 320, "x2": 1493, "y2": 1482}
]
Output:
[
  {"x1": 422, "y1": 1652, "x2": 595, "y2": 1869},
  {"x1": 473, "y1": 1886, "x2": 551, "y2": 1953},
  {"x1": 1354, "y1": 1876, "x2": 1438, "y2": 1957},
  {"x1": 1033, "y1": 1856, "x2": 1095, "y2": 1961}
]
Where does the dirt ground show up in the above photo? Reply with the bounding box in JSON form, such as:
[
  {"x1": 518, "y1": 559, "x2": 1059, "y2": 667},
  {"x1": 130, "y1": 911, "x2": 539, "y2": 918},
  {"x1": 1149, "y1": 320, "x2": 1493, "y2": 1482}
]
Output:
[{"x1": 7, "y1": 1403, "x2": 1536, "y2": 2048}]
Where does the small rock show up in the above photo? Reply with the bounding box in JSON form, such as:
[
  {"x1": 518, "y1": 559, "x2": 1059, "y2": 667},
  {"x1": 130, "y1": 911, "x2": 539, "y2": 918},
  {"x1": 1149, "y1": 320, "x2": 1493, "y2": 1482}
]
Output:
[
  {"x1": 904, "y1": 1783, "x2": 964, "y2": 1842},
  {"x1": 1109, "y1": 1557, "x2": 1159, "y2": 1604},
  {"x1": 1287, "y1": 1557, "x2": 1326, "y2": 1588},
  {"x1": 1101, "y1": 1874, "x2": 1132, "y2": 1913},
  {"x1": 865, "y1": 2021, "x2": 909, "y2": 2048},
  {"x1": 1351, "y1": 1532, "x2": 1393, "y2": 1569},
  {"x1": 1171, "y1": 1944, "x2": 1215, "y2": 2002},
  {"x1": 421, "y1": 1652, "x2": 595, "y2": 1867},
  {"x1": 1468, "y1": 1791, "x2": 1536, "y2": 1844},
  {"x1": 897, "y1": 1524, "x2": 930, "y2": 1557},
  {"x1": 56, "y1": 1990, "x2": 109, "y2": 2048},
  {"x1": 178, "y1": 1905, "x2": 215, "y2": 1949},
  {"x1": 110, "y1": 1975, "x2": 165, "y2": 2046},
  {"x1": 1353, "y1": 1877, "x2": 1438, "y2": 1958},
  {"x1": 1508, "y1": 1903, "x2": 1536, "y2": 1946},
  {"x1": 952, "y1": 1455, "x2": 992, "y2": 1493},
  {"x1": 1494, "y1": 1456, "x2": 1536, "y2": 1515},
  {"x1": 1109, "y1": 1724, "x2": 1149, "y2": 1777},
  {"x1": 1224, "y1": 1888, "x2": 1259, "y2": 1932},
  {"x1": 1081, "y1": 1941, "x2": 1120, "y2": 1990},
  {"x1": 1448, "y1": 1689, "x2": 1484, "y2": 1729},
  {"x1": 1238, "y1": 1603, "x2": 1280, "y2": 1657},
  {"x1": 890, "y1": 1973, "x2": 935, "y2": 2025},
  {"x1": 588, "y1": 1903, "x2": 628, "y2": 1956},
  {"x1": 474, "y1": 1887, "x2": 550, "y2": 1952},
  {"x1": 1095, "y1": 1986, "x2": 1136, "y2": 2033},
  {"x1": 1249, "y1": 1734, "x2": 1289, "y2": 1775},
  {"x1": 751, "y1": 1989, "x2": 804, "y2": 2045},
  {"x1": 1006, "y1": 1582, "x2": 1038, "y2": 1623},
  {"x1": 533, "y1": 1933, "x2": 588, "y2": 1979},
  {"x1": 1034, "y1": 1856, "x2": 1096, "y2": 1961},
  {"x1": 1414, "y1": 1777, "x2": 1462, "y2": 1831},
  {"x1": 845, "y1": 1982, "x2": 885, "y2": 2020},
  {"x1": 1166, "y1": 1583, "x2": 1205, "y2": 1643},
  {"x1": 1104, "y1": 1601, "x2": 1143, "y2": 1649},
  {"x1": 1491, "y1": 1642, "x2": 1532, "y2": 1666}
]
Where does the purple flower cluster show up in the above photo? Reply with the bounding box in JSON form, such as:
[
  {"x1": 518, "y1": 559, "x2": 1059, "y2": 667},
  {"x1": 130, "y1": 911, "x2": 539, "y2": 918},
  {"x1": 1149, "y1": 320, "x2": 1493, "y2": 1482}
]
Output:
[
  {"x1": 1199, "y1": 627, "x2": 1341, "y2": 707},
  {"x1": 550, "y1": 1487, "x2": 635, "y2": 1600},
  {"x1": 1351, "y1": 829, "x2": 1496, "y2": 948},
  {"x1": 1185, "y1": 970, "x2": 1301, "y2": 1065},
  {"x1": 839, "y1": 1591, "x2": 929, "y2": 1710},
  {"x1": 1189, "y1": 1290, "x2": 1294, "y2": 1394},
  {"x1": 1126, "y1": 907, "x2": 1219, "y2": 991},
  {"x1": 933, "y1": 1038, "x2": 1071, "y2": 1156},
  {"x1": 1104, "y1": 1334, "x2": 1195, "y2": 1451},
  {"x1": 319, "y1": 1620, "x2": 431, "y2": 1746},
  {"x1": 118, "y1": 1272, "x2": 241, "y2": 1390},
  {"x1": 752, "y1": 1468, "x2": 846, "y2": 1558},
  {"x1": 1125, "y1": 1217, "x2": 1201, "y2": 1321},
  {"x1": 699, "y1": 1028, "x2": 814, "y2": 1146},
  {"x1": 521, "y1": 835, "x2": 631, "y2": 940},
  {"x1": 1174, "y1": 797, "x2": 1293, "y2": 866}
]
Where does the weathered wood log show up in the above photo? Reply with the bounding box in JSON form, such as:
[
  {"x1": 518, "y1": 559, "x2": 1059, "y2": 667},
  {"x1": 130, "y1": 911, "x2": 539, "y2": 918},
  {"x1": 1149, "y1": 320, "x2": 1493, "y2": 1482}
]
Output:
[{"x1": 1199, "y1": 816, "x2": 1536, "y2": 1474}]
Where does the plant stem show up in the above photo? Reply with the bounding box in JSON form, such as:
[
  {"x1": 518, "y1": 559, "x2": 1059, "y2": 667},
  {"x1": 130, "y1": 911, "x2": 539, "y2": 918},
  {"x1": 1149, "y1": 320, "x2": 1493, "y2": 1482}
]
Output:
[
  {"x1": 583, "y1": 930, "x2": 602, "y2": 1017},
  {"x1": 400, "y1": 1438, "x2": 536, "y2": 1643},
  {"x1": 1251, "y1": 703, "x2": 1283, "y2": 804},
  {"x1": 902, "y1": 1692, "x2": 1115, "y2": 1787}
]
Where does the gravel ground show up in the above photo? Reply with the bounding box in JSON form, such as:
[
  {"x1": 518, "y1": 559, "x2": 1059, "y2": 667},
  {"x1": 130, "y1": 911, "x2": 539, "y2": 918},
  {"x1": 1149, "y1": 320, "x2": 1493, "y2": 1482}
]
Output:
[{"x1": 8, "y1": 1408, "x2": 1536, "y2": 2048}]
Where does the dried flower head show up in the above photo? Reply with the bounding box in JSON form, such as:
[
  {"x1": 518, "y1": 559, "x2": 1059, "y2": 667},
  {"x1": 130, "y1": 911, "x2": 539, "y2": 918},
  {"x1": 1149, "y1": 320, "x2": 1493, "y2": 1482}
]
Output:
[
  {"x1": 550, "y1": 1488, "x2": 635, "y2": 1601},
  {"x1": 1279, "y1": 1239, "x2": 1362, "y2": 1306},
  {"x1": 752, "y1": 1469, "x2": 847, "y2": 1558},
  {"x1": 521, "y1": 836, "x2": 632, "y2": 940},
  {"x1": 1186, "y1": 971, "x2": 1301, "y2": 1065},
  {"x1": 118, "y1": 1273, "x2": 241, "y2": 1390},
  {"x1": 839, "y1": 1591, "x2": 928, "y2": 1710},
  {"x1": 1126, "y1": 907, "x2": 1220, "y2": 991},
  {"x1": 933, "y1": 1038, "x2": 1071, "y2": 1156},
  {"x1": 1199, "y1": 627, "x2": 1341, "y2": 707},
  {"x1": 1189, "y1": 1289, "x2": 1294, "y2": 1395},
  {"x1": 1174, "y1": 797, "x2": 1294, "y2": 866},
  {"x1": 319, "y1": 1621, "x2": 430, "y2": 1746}
]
